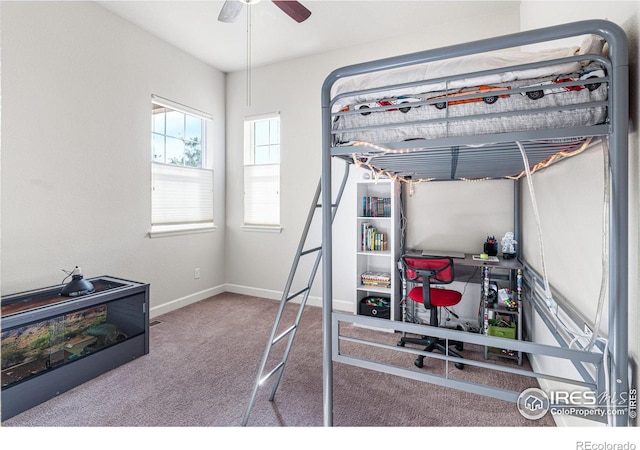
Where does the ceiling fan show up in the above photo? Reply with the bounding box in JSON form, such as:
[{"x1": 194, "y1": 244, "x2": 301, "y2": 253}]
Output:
[{"x1": 217, "y1": 0, "x2": 312, "y2": 24}]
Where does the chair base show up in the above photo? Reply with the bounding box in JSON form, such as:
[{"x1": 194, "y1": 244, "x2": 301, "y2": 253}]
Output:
[{"x1": 398, "y1": 335, "x2": 464, "y2": 370}]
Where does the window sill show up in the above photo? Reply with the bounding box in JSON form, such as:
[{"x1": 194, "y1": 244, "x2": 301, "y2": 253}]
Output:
[
  {"x1": 241, "y1": 225, "x2": 282, "y2": 233},
  {"x1": 148, "y1": 224, "x2": 217, "y2": 238}
]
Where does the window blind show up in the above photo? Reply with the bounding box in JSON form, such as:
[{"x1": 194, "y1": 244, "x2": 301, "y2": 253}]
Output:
[
  {"x1": 151, "y1": 94, "x2": 213, "y2": 121},
  {"x1": 152, "y1": 162, "x2": 213, "y2": 226},
  {"x1": 244, "y1": 163, "x2": 280, "y2": 226}
]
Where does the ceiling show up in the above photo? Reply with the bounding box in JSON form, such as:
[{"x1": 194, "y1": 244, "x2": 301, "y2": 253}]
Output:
[{"x1": 98, "y1": 1, "x2": 515, "y2": 73}]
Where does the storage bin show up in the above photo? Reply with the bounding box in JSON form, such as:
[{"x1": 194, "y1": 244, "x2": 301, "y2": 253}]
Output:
[
  {"x1": 488, "y1": 319, "x2": 516, "y2": 339},
  {"x1": 358, "y1": 296, "x2": 390, "y2": 319}
]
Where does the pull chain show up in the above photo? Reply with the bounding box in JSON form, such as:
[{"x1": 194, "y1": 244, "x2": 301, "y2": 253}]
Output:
[{"x1": 246, "y1": 3, "x2": 252, "y2": 106}]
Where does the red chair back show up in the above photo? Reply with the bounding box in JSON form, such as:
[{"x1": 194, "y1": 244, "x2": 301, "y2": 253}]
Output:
[{"x1": 403, "y1": 256, "x2": 455, "y2": 285}]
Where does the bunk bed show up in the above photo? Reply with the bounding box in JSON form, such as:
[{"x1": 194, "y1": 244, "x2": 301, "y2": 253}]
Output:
[{"x1": 320, "y1": 20, "x2": 629, "y2": 426}]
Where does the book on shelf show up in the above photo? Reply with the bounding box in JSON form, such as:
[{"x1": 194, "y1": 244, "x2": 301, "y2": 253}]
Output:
[
  {"x1": 361, "y1": 271, "x2": 392, "y2": 289},
  {"x1": 360, "y1": 223, "x2": 387, "y2": 252},
  {"x1": 362, "y1": 196, "x2": 391, "y2": 217}
]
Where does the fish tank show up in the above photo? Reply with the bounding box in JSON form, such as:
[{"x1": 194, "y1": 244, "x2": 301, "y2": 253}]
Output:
[{"x1": 1, "y1": 276, "x2": 149, "y2": 420}]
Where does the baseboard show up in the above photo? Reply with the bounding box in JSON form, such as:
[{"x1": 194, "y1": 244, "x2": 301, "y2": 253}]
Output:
[
  {"x1": 224, "y1": 283, "x2": 353, "y2": 312},
  {"x1": 149, "y1": 284, "x2": 226, "y2": 318},
  {"x1": 224, "y1": 283, "x2": 284, "y2": 302},
  {"x1": 150, "y1": 283, "x2": 353, "y2": 319}
]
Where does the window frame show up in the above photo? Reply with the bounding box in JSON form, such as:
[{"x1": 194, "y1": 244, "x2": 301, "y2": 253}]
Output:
[
  {"x1": 243, "y1": 113, "x2": 282, "y2": 232},
  {"x1": 149, "y1": 95, "x2": 216, "y2": 238}
]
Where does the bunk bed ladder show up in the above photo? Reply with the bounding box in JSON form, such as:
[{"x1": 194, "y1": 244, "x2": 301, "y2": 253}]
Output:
[{"x1": 241, "y1": 160, "x2": 350, "y2": 426}]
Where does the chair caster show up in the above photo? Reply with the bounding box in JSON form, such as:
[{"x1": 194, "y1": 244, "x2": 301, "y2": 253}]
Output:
[
  {"x1": 455, "y1": 342, "x2": 464, "y2": 351},
  {"x1": 397, "y1": 340, "x2": 405, "y2": 347},
  {"x1": 455, "y1": 362, "x2": 464, "y2": 370},
  {"x1": 414, "y1": 357, "x2": 424, "y2": 368}
]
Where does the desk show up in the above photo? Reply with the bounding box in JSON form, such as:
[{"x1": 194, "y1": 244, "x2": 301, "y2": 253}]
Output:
[
  {"x1": 408, "y1": 251, "x2": 524, "y2": 365},
  {"x1": 456, "y1": 253, "x2": 524, "y2": 365}
]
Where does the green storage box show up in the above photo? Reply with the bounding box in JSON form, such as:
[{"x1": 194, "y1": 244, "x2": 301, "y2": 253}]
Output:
[{"x1": 488, "y1": 320, "x2": 516, "y2": 339}]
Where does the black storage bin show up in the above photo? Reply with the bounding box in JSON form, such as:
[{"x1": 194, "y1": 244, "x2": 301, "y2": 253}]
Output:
[{"x1": 358, "y1": 296, "x2": 390, "y2": 319}]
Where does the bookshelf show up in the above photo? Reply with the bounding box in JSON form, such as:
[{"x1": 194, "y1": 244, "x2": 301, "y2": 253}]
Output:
[{"x1": 355, "y1": 178, "x2": 401, "y2": 321}]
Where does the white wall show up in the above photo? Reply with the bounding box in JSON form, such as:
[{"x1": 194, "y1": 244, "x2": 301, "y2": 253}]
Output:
[
  {"x1": 0, "y1": 2, "x2": 227, "y2": 316},
  {"x1": 403, "y1": 179, "x2": 516, "y2": 322},
  {"x1": 224, "y1": 3, "x2": 522, "y2": 310},
  {"x1": 404, "y1": 179, "x2": 516, "y2": 257}
]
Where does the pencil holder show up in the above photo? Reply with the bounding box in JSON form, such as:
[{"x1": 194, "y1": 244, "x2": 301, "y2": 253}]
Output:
[{"x1": 483, "y1": 241, "x2": 498, "y2": 256}]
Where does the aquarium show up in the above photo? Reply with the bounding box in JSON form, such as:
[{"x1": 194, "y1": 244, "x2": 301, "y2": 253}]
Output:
[{"x1": 1, "y1": 276, "x2": 149, "y2": 420}]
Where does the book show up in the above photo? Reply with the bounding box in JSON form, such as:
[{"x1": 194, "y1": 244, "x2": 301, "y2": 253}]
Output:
[
  {"x1": 361, "y1": 223, "x2": 387, "y2": 251},
  {"x1": 361, "y1": 196, "x2": 391, "y2": 217},
  {"x1": 361, "y1": 271, "x2": 391, "y2": 288}
]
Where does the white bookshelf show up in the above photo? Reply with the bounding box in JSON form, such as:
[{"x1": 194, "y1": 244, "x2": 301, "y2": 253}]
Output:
[{"x1": 355, "y1": 178, "x2": 401, "y2": 321}]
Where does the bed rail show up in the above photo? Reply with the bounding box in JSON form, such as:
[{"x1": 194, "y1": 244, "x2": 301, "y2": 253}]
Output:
[{"x1": 333, "y1": 311, "x2": 608, "y2": 423}]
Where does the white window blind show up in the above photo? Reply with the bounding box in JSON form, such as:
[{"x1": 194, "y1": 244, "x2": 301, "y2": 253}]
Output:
[
  {"x1": 152, "y1": 162, "x2": 213, "y2": 226},
  {"x1": 244, "y1": 163, "x2": 279, "y2": 226}
]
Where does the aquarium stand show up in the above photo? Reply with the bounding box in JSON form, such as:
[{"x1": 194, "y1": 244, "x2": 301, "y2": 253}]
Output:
[{"x1": 1, "y1": 276, "x2": 149, "y2": 421}]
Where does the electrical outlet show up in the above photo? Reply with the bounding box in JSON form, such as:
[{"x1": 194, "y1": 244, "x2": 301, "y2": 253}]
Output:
[{"x1": 194, "y1": 268, "x2": 200, "y2": 279}]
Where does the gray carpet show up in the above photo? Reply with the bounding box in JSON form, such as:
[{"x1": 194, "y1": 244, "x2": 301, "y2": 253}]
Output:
[{"x1": 1, "y1": 292, "x2": 555, "y2": 427}]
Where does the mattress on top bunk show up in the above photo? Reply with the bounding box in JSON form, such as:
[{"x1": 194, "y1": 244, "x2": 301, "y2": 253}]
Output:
[
  {"x1": 332, "y1": 62, "x2": 608, "y2": 145},
  {"x1": 331, "y1": 35, "x2": 609, "y2": 146},
  {"x1": 331, "y1": 34, "x2": 605, "y2": 105}
]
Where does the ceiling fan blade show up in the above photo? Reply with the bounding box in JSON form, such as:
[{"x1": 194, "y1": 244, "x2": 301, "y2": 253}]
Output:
[
  {"x1": 272, "y1": 1, "x2": 311, "y2": 23},
  {"x1": 218, "y1": 0, "x2": 245, "y2": 23}
]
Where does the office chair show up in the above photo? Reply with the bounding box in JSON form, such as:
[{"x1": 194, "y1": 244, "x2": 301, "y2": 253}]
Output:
[{"x1": 397, "y1": 255, "x2": 464, "y2": 370}]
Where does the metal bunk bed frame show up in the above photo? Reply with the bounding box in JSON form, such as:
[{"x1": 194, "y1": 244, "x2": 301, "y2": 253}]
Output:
[{"x1": 320, "y1": 20, "x2": 629, "y2": 426}]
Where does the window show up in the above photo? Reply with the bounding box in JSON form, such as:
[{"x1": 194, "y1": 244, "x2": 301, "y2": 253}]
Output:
[
  {"x1": 244, "y1": 114, "x2": 280, "y2": 229},
  {"x1": 150, "y1": 95, "x2": 214, "y2": 237}
]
